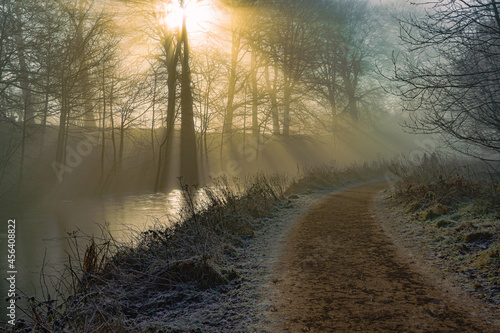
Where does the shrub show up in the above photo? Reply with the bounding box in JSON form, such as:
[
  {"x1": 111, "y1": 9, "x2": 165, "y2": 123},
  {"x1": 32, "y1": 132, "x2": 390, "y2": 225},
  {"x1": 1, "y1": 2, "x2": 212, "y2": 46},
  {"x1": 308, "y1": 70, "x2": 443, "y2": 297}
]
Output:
[
  {"x1": 464, "y1": 231, "x2": 495, "y2": 243},
  {"x1": 13, "y1": 161, "x2": 391, "y2": 332},
  {"x1": 389, "y1": 155, "x2": 498, "y2": 211},
  {"x1": 435, "y1": 219, "x2": 456, "y2": 228}
]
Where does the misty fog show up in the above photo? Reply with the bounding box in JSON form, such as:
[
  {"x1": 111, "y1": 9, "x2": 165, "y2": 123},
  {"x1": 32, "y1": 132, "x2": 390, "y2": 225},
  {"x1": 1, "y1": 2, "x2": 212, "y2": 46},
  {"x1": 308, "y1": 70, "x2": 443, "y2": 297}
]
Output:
[{"x1": 0, "y1": 0, "x2": 458, "y2": 316}]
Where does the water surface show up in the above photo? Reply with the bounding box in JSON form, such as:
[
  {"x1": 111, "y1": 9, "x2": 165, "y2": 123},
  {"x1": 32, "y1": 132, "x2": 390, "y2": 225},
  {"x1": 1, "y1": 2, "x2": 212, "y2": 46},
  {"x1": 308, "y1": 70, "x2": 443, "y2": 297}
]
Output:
[{"x1": 0, "y1": 189, "x2": 196, "y2": 321}]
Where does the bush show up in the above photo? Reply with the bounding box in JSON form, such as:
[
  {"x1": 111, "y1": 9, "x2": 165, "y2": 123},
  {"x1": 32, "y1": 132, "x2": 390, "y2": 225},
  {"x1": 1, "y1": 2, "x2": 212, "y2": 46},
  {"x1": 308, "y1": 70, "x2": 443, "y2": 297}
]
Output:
[
  {"x1": 434, "y1": 219, "x2": 456, "y2": 228},
  {"x1": 464, "y1": 231, "x2": 495, "y2": 243},
  {"x1": 13, "y1": 173, "x2": 289, "y2": 332},
  {"x1": 389, "y1": 155, "x2": 499, "y2": 210},
  {"x1": 13, "y1": 162, "x2": 389, "y2": 332}
]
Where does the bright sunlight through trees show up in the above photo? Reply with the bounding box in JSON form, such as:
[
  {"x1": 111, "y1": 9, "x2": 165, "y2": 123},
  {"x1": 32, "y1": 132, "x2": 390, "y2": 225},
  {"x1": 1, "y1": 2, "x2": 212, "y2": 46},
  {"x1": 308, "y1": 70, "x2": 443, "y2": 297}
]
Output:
[{"x1": 158, "y1": 0, "x2": 218, "y2": 35}]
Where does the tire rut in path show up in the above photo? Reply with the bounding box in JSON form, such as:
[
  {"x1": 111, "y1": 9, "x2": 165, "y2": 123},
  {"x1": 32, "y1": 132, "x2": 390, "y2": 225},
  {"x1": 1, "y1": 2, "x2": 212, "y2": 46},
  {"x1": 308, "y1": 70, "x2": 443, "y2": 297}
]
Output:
[{"x1": 272, "y1": 182, "x2": 495, "y2": 332}]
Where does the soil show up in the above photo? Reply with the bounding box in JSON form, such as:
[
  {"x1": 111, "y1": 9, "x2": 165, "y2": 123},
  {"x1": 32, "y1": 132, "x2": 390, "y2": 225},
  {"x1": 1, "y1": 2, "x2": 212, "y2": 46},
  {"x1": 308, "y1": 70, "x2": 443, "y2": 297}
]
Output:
[{"x1": 270, "y1": 181, "x2": 499, "y2": 332}]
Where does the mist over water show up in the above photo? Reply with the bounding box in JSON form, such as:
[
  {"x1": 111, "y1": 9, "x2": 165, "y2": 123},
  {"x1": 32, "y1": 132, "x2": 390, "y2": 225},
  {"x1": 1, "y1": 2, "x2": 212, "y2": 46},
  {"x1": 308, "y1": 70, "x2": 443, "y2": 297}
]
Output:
[
  {"x1": 0, "y1": 0, "x2": 498, "y2": 328},
  {"x1": 0, "y1": 0, "x2": 448, "y2": 325},
  {"x1": 0, "y1": 117, "x2": 424, "y2": 312},
  {"x1": 0, "y1": 189, "x2": 200, "y2": 319}
]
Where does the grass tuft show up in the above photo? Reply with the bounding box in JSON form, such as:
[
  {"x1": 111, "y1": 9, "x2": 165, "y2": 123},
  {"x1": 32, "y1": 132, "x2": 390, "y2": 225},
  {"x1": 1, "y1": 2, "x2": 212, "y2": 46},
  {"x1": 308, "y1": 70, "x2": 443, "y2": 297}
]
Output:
[
  {"x1": 434, "y1": 219, "x2": 456, "y2": 228},
  {"x1": 464, "y1": 231, "x2": 495, "y2": 244},
  {"x1": 11, "y1": 162, "x2": 388, "y2": 332},
  {"x1": 388, "y1": 155, "x2": 500, "y2": 305}
]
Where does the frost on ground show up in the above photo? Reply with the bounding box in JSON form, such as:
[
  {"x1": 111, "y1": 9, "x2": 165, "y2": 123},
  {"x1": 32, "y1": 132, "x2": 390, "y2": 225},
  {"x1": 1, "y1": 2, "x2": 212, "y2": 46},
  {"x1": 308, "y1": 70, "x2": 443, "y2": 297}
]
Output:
[
  {"x1": 379, "y1": 158, "x2": 500, "y2": 315},
  {"x1": 124, "y1": 181, "x2": 365, "y2": 332},
  {"x1": 374, "y1": 191, "x2": 500, "y2": 323},
  {"x1": 12, "y1": 166, "x2": 387, "y2": 332},
  {"x1": 130, "y1": 189, "x2": 338, "y2": 332}
]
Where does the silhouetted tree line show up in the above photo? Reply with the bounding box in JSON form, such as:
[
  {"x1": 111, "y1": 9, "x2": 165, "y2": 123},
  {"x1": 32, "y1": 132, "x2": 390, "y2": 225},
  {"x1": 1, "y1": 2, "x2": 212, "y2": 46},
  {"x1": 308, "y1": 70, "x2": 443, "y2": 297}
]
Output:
[{"x1": 0, "y1": 0, "x2": 397, "y2": 197}]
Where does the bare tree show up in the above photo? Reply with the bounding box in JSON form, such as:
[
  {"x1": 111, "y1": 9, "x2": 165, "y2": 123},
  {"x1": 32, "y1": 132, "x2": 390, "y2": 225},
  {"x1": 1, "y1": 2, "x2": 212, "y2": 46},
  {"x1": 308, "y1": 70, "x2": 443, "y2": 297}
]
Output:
[
  {"x1": 154, "y1": 5, "x2": 183, "y2": 191},
  {"x1": 191, "y1": 46, "x2": 227, "y2": 175},
  {"x1": 394, "y1": 0, "x2": 500, "y2": 159},
  {"x1": 257, "y1": 0, "x2": 323, "y2": 136},
  {"x1": 221, "y1": 7, "x2": 245, "y2": 137},
  {"x1": 335, "y1": 0, "x2": 373, "y2": 125},
  {"x1": 0, "y1": 0, "x2": 17, "y2": 119},
  {"x1": 179, "y1": 10, "x2": 199, "y2": 186},
  {"x1": 52, "y1": 0, "x2": 113, "y2": 167}
]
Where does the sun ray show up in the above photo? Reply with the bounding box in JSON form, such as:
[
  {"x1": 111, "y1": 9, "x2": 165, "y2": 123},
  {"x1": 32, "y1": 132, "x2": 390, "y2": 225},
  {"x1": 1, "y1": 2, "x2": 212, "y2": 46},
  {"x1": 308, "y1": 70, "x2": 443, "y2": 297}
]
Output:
[{"x1": 158, "y1": 0, "x2": 219, "y2": 36}]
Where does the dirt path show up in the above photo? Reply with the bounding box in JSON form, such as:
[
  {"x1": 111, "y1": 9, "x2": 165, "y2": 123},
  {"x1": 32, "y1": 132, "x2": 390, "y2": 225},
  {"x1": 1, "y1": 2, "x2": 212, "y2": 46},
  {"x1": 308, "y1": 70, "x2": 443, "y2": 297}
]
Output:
[{"x1": 271, "y1": 182, "x2": 496, "y2": 332}]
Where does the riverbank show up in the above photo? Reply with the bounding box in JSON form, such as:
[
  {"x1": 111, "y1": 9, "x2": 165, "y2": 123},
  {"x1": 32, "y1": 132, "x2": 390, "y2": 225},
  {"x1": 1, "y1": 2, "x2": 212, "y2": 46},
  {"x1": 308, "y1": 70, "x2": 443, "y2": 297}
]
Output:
[
  {"x1": 6, "y1": 162, "x2": 385, "y2": 332},
  {"x1": 6, "y1": 157, "x2": 499, "y2": 331}
]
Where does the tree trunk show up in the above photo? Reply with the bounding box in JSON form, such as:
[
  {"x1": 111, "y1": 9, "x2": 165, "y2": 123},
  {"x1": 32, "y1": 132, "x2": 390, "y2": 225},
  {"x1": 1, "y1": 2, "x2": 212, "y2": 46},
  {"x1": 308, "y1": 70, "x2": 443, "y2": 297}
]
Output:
[
  {"x1": 222, "y1": 12, "x2": 240, "y2": 136},
  {"x1": 109, "y1": 80, "x2": 116, "y2": 169},
  {"x1": 151, "y1": 72, "x2": 157, "y2": 162},
  {"x1": 76, "y1": 0, "x2": 95, "y2": 128},
  {"x1": 342, "y1": 58, "x2": 360, "y2": 124},
  {"x1": 328, "y1": 75, "x2": 337, "y2": 132},
  {"x1": 56, "y1": 81, "x2": 69, "y2": 165},
  {"x1": 264, "y1": 65, "x2": 280, "y2": 135},
  {"x1": 118, "y1": 122, "x2": 124, "y2": 172},
  {"x1": 40, "y1": 64, "x2": 50, "y2": 155},
  {"x1": 204, "y1": 83, "x2": 210, "y2": 171},
  {"x1": 100, "y1": 68, "x2": 106, "y2": 182},
  {"x1": 329, "y1": 84, "x2": 338, "y2": 156},
  {"x1": 346, "y1": 82, "x2": 359, "y2": 123},
  {"x1": 19, "y1": 111, "x2": 26, "y2": 188},
  {"x1": 13, "y1": 9, "x2": 35, "y2": 125},
  {"x1": 251, "y1": 50, "x2": 259, "y2": 136},
  {"x1": 80, "y1": 63, "x2": 95, "y2": 127},
  {"x1": 155, "y1": 42, "x2": 181, "y2": 192},
  {"x1": 40, "y1": 19, "x2": 54, "y2": 156},
  {"x1": 283, "y1": 77, "x2": 292, "y2": 136},
  {"x1": 179, "y1": 15, "x2": 199, "y2": 186}
]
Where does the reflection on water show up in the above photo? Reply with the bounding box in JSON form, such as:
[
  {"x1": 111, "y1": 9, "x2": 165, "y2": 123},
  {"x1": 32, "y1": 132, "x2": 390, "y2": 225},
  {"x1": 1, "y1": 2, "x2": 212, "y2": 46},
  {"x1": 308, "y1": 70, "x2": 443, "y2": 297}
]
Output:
[{"x1": 0, "y1": 188, "x2": 205, "y2": 318}]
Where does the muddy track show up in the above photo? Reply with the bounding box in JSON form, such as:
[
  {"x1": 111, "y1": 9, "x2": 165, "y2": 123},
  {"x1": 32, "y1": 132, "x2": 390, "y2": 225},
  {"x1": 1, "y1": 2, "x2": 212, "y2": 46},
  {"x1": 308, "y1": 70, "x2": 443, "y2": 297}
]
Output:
[{"x1": 271, "y1": 182, "x2": 496, "y2": 332}]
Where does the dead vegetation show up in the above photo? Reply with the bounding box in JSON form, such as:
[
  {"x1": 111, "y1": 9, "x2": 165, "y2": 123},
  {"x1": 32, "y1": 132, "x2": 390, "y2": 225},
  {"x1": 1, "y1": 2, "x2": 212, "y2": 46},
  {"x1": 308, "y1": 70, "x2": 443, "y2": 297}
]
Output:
[
  {"x1": 287, "y1": 159, "x2": 387, "y2": 194},
  {"x1": 6, "y1": 164, "x2": 388, "y2": 332},
  {"x1": 387, "y1": 155, "x2": 500, "y2": 305}
]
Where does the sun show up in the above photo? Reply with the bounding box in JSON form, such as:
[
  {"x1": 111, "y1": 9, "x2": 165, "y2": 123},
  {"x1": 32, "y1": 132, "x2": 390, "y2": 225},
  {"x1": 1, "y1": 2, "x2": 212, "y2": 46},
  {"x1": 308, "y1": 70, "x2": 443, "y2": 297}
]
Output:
[{"x1": 158, "y1": 0, "x2": 217, "y2": 35}]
